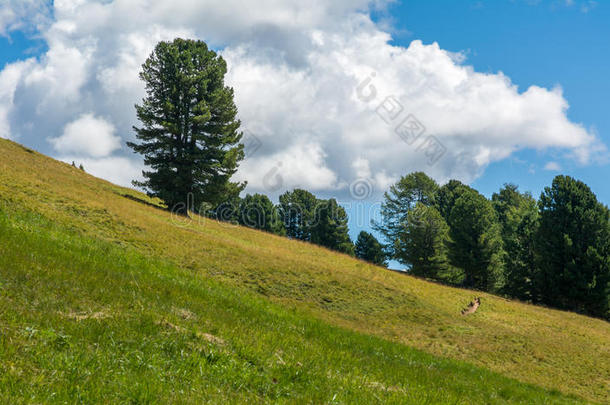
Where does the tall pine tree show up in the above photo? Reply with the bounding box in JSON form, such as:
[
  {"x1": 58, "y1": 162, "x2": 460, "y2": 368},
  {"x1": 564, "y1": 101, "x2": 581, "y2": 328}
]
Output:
[
  {"x1": 238, "y1": 194, "x2": 285, "y2": 235},
  {"x1": 448, "y1": 188, "x2": 505, "y2": 292},
  {"x1": 535, "y1": 175, "x2": 610, "y2": 319},
  {"x1": 310, "y1": 199, "x2": 354, "y2": 255},
  {"x1": 395, "y1": 203, "x2": 451, "y2": 279},
  {"x1": 373, "y1": 172, "x2": 439, "y2": 258},
  {"x1": 128, "y1": 39, "x2": 245, "y2": 214},
  {"x1": 278, "y1": 189, "x2": 318, "y2": 241},
  {"x1": 435, "y1": 179, "x2": 471, "y2": 222},
  {"x1": 355, "y1": 231, "x2": 387, "y2": 267},
  {"x1": 492, "y1": 184, "x2": 538, "y2": 300}
]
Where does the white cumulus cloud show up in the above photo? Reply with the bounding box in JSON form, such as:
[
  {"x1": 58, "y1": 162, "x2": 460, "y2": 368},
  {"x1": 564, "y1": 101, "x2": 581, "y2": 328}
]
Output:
[
  {"x1": 0, "y1": 58, "x2": 34, "y2": 139},
  {"x1": 0, "y1": 0, "x2": 605, "y2": 193},
  {"x1": 50, "y1": 113, "x2": 121, "y2": 158},
  {"x1": 0, "y1": 0, "x2": 52, "y2": 36}
]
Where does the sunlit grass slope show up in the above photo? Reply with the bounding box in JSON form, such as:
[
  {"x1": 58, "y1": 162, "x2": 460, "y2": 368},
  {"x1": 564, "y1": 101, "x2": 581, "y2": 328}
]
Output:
[
  {"x1": 0, "y1": 208, "x2": 577, "y2": 404},
  {"x1": 0, "y1": 138, "x2": 608, "y2": 403}
]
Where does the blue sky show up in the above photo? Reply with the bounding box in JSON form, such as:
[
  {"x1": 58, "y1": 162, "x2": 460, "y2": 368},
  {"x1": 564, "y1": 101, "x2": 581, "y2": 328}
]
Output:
[
  {"x1": 0, "y1": 31, "x2": 41, "y2": 64},
  {"x1": 0, "y1": 1, "x2": 608, "y2": 267},
  {"x1": 383, "y1": 0, "x2": 609, "y2": 202}
]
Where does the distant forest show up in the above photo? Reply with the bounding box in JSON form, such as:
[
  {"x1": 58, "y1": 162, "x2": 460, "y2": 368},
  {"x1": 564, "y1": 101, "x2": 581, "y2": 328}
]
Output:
[{"x1": 205, "y1": 173, "x2": 610, "y2": 321}]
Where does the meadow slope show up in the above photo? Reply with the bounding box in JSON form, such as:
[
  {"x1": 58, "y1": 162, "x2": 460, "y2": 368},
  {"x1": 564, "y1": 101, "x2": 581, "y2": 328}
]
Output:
[{"x1": 0, "y1": 138, "x2": 608, "y2": 403}]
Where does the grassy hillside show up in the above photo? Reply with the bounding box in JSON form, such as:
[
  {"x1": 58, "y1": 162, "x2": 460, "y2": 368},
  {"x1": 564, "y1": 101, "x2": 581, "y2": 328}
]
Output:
[
  {"x1": 0, "y1": 205, "x2": 578, "y2": 404},
  {"x1": 0, "y1": 138, "x2": 608, "y2": 403}
]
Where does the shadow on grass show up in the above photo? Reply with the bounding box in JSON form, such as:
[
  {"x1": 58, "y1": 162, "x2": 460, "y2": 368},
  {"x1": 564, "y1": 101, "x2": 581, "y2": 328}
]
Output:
[{"x1": 116, "y1": 192, "x2": 167, "y2": 211}]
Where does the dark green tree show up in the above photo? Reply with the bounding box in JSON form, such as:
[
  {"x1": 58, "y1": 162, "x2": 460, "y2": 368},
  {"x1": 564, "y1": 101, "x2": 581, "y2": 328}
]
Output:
[
  {"x1": 373, "y1": 172, "x2": 439, "y2": 257},
  {"x1": 128, "y1": 38, "x2": 245, "y2": 214},
  {"x1": 311, "y1": 198, "x2": 354, "y2": 255},
  {"x1": 492, "y1": 184, "x2": 538, "y2": 300},
  {"x1": 435, "y1": 179, "x2": 471, "y2": 221},
  {"x1": 448, "y1": 188, "x2": 505, "y2": 291},
  {"x1": 355, "y1": 231, "x2": 387, "y2": 267},
  {"x1": 278, "y1": 189, "x2": 318, "y2": 241},
  {"x1": 238, "y1": 194, "x2": 285, "y2": 235},
  {"x1": 534, "y1": 175, "x2": 610, "y2": 319},
  {"x1": 210, "y1": 195, "x2": 241, "y2": 224},
  {"x1": 395, "y1": 203, "x2": 451, "y2": 279},
  {"x1": 492, "y1": 183, "x2": 523, "y2": 222}
]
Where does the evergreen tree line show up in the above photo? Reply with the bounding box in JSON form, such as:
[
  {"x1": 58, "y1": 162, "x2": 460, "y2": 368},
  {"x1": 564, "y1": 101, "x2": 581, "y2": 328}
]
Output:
[
  {"x1": 209, "y1": 189, "x2": 375, "y2": 261},
  {"x1": 374, "y1": 172, "x2": 610, "y2": 320}
]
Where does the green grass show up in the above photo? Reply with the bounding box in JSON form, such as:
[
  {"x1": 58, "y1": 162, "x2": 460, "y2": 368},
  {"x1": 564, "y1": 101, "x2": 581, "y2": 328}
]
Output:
[
  {"x1": 0, "y1": 138, "x2": 608, "y2": 403},
  {"x1": 0, "y1": 208, "x2": 579, "y2": 404}
]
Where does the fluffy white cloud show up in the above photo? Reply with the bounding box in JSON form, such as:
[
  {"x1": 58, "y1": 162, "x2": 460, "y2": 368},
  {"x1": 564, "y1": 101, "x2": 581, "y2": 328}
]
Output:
[
  {"x1": 224, "y1": 34, "x2": 603, "y2": 195},
  {"x1": 236, "y1": 141, "x2": 341, "y2": 192},
  {"x1": 0, "y1": 0, "x2": 51, "y2": 36},
  {"x1": 0, "y1": 0, "x2": 605, "y2": 193},
  {"x1": 0, "y1": 58, "x2": 34, "y2": 139},
  {"x1": 50, "y1": 113, "x2": 121, "y2": 158}
]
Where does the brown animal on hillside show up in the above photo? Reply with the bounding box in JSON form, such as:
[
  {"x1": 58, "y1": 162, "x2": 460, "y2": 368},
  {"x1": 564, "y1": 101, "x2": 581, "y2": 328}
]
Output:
[{"x1": 461, "y1": 297, "x2": 481, "y2": 315}]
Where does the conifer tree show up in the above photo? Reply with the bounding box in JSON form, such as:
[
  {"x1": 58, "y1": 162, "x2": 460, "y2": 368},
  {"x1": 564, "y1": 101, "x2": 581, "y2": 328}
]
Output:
[
  {"x1": 535, "y1": 175, "x2": 610, "y2": 318},
  {"x1": 310, "y1": 198, "x2": 354, "y2": 255},
  {"x1": 373, "y1": 172, "x2": 439, "y2": 258},
  {"x1": 238, "y1": 194, "x2": 285, "y2": 235},
  {"x1": 128, "y1": 38, "x2": 244, "y2": 214},
  {"x1": 492, "y1": 184, "x2": 538, "y2": 300},
  {"x1": 448, "y1": 188, "x2": 505, "y2": 291},
  {"x1": 395, "y1": 203, "x2": 451, "y2": 279},
  {"x1": 355, "y1": 231, "x2": 387, "y2": 267},
  {"x1": 278, "y1": 189, "x2": 318, "y2": 241},
  {"x1": 435, "y1": 179, "x2": 471, "y2": 221}
]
